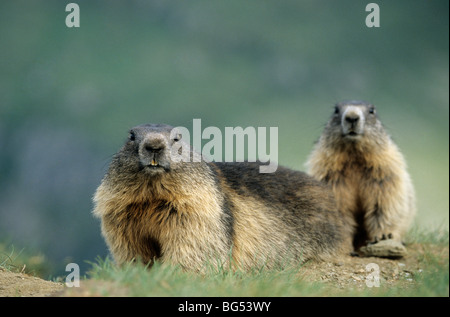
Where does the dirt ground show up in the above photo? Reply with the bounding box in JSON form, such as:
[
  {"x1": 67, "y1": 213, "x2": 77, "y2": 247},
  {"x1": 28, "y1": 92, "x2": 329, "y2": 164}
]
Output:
[
  {"x1": 0, "y1": 242, "x2": 446, "y2": 297},
  {"x1": 0, "y1": 267, "x2": 64, "y2": 297},
  {"x1": 298, "y1": 242, "x2": 433, "y2": 291}
]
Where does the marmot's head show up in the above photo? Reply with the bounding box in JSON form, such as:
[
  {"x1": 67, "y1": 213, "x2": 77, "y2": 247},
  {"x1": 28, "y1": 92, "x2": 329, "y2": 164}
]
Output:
[
  {"x1": 112, "y1": 123, "x2": 188, "y2": 177},
  {"x1": 325, "y1": 100, "x2": 385, "y2": 142}
]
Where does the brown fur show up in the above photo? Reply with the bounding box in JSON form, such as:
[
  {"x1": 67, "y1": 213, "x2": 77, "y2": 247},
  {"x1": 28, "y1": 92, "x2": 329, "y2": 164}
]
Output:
[
  {"x1": 306, "y1": 101, "x2": 416, "y2": 250},
  {"x1": 93, "y1": 123, "x2": 352, "y2": 272}
]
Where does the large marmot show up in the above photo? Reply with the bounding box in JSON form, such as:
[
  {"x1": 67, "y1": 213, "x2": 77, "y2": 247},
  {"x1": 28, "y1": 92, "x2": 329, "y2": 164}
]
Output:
[
  {"x1": 93, "y1": 123, "x2": 352, "y2": 272},
  {"x1": 306, "y1": 101, "x2": 416, "y2": 251}
]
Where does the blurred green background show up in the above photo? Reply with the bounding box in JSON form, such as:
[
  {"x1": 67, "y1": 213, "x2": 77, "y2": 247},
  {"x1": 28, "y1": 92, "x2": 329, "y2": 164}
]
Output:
[{"x1": 0, "y1": 0, "x2": 448, "y2": 277}]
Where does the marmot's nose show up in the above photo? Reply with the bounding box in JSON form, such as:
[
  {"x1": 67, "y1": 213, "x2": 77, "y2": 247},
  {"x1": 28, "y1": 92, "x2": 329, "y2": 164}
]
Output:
[
  {"x1": 143, "y1": 137, "x2": 166, "y2": 153},
  {"x1": 345, "y1": 115, "x2": 359, "y2": 124}
]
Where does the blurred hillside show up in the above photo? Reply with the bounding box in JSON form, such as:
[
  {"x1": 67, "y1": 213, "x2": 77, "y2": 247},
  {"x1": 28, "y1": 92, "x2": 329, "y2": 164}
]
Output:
[{"x1": 0, "y1": 0, "x2": 448, "y2": 277}]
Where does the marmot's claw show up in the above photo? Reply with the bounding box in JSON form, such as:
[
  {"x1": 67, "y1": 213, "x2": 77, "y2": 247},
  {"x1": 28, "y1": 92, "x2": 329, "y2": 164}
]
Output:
[{"x1": 367, "y1": 233, "x2": 394, "y2": 245}]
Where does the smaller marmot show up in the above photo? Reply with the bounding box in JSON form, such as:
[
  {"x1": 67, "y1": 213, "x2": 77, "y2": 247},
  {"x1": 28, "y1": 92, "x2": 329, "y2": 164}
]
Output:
[
  {"x1": 306, "y1": 101, "x2": 415, "y2": 251},
  {"x1": 93, "y1": 123, "x2": 352, "y2": 272}
]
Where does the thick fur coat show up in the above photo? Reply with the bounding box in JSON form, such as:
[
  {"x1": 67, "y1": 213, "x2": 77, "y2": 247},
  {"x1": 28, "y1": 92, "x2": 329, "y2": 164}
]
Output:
[
  {"x1": 306, "y1": 101, "x2": 416, "y2": 249},
  {"x1": 93, "y1": 123, "x2": 352, "y2": 272}
]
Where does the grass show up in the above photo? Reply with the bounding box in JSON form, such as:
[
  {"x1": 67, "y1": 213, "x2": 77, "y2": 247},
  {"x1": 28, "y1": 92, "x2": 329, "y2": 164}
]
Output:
[
  {"x1": 0, "y1": 242, "x2": 50, "y2": 277},
  {"x1": 2, "y1": 227, "x2": 447, "y2": 297},
  {"x1": 78, "y1": 227, "x2": 449, "y2": 297},
  {"x1": 402, "y1": 226, "x2": 449, "y2": 297},
  {"x1": 84, "y1": 257, "x2": 323, "y2": 297}
]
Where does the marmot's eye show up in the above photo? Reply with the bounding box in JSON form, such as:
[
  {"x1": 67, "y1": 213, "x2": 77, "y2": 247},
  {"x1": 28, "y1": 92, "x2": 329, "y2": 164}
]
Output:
[
  {"x1": 334, "y1": 106, "x2": 339, "y2": 114},
  {"x1": 129, "y1": 131, "x2": 136, "y2": 141},
  {"x1": 369, "y1": 107, "x2": 375, "y2": 114}
]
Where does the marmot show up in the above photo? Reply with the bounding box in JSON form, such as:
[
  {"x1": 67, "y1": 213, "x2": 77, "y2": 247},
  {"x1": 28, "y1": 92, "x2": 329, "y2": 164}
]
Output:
[
  {"x1": 93, "y1": 123, "x2": 352, "y2": 272},
  {"x1": 306, "y1": 101, "x2": 416, "y2": 250}
]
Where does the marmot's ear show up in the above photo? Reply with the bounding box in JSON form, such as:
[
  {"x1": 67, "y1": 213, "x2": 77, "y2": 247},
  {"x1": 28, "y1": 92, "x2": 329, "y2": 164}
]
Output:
[{"x1": 129, "y1": 130, "x2": 136, "y2": 141}]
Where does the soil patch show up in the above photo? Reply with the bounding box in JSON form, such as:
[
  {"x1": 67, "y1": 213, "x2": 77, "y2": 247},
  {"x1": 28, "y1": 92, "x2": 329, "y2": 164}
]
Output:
[
  {"x1": 1, "y1": 242, "x2": 446, "y2": 296},
  {"x1": 298, "y1": 242, "x2": 446, "y2": 292},
  {"x1": 0, "y1": 267, "x2": 64, "y2": 297}
]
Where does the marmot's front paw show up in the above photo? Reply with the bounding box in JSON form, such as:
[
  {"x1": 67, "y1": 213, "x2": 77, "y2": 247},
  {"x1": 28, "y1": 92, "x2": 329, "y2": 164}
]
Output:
[{"x1": 367, "y1": 233, "x2": 393, "y2": 245}]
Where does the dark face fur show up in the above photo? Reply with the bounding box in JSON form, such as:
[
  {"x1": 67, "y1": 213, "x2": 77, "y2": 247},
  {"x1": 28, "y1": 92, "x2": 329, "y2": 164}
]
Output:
[
  {"x1": 327, "y1": 100, "x2": 382, "y2": 141},
  {"x1": 115, "y1": 123, "x2": 183, "y2": 176}
]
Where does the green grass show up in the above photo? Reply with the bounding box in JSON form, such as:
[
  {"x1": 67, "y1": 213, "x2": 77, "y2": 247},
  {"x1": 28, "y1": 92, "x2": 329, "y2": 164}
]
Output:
[
  {"x1": 0, "y1": 242, "x2": 50, "y2": 277},
  {"x1": 402, "y1": 226, "x2": 449, "y2": 297},
  {"x1": 86, "y1": 257, "x2": 325, "y2": 297},
  {"x1": 83, "y1": 227, "x2": 449, "y2": 297},
  {"x1": 1, "y1": 227, "x2": 447, "y2": 296}
]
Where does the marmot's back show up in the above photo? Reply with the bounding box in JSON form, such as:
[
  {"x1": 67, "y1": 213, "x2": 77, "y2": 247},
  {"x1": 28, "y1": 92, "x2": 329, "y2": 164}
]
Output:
[
  {"x1": 306, "y1": 101, "x2": 415, "y2": 251},
  {"x1": 212, "y1": 162, "x2": 353, "y2": 266}
]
